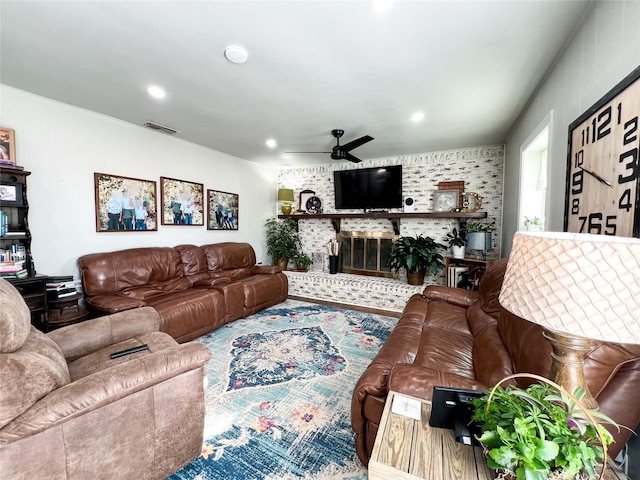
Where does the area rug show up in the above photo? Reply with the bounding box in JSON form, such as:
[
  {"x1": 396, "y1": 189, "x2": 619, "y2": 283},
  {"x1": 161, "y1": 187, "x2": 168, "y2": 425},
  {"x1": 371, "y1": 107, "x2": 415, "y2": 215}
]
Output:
[{"x1": 168, "y1": 299, "x2": 396, "y2": 480}]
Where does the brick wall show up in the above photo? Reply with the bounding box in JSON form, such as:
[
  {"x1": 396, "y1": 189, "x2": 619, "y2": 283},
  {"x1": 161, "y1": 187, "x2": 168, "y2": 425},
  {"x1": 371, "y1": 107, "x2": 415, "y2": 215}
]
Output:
[{"x1": 277, "y1": 144, "x2": 504, "y2": 283}]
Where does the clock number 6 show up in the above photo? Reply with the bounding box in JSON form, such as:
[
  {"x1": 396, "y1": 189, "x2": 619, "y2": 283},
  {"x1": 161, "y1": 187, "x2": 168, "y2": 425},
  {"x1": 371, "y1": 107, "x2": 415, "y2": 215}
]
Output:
[{"x1": 579, "y1": 213, "x2": 617, "y2": 235}]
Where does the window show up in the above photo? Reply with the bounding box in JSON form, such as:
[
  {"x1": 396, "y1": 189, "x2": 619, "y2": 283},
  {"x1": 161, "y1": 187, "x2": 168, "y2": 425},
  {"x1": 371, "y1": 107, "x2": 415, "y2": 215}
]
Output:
[{"x1": 519, "y1": 111, "x2": 553, "y2": 231}]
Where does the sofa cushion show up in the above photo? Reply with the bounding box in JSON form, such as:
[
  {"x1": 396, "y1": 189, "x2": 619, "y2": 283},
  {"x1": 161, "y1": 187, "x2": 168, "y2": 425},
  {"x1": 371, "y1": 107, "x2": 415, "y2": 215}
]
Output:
[
  {"x1": 413, "y1": 326, "x2": 474, "y2": 379},
  {"x1": 202, "y1": 242, "x2": 256, "y2": 271},
  {"x1": 0, "y1": 279, "x2": 31, "y2": 353},
  {"x1": 78, "y1": 247, "x2": 185, "y2": 296},
  {"x1": 175, "y1": 244, "x2": 209, "y2": 276},
  {"x1": 0, "y1": 326, "x2": 70, "y2": 429},
  {"x1": 477, "y1": 258, "x2": 508, "y2": 316}
]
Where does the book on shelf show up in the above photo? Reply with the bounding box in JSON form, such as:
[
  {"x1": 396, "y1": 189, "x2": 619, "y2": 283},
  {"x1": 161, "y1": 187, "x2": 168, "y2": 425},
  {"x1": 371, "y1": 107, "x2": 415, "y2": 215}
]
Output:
[
  {"x1": 56, "y1": 290, "x2": 80, "y2": 299},
  {"x1": 447, "y1": 265, "x2": 469, "y2": 288},
  {"x1": 0, "y1": 268, "x2": 28, "y2": 279},
  {"x1": 0, "y1": 261, "x2": 26, "y2": 273},
  {"x1": 1, "y1": 231, "x2": 26, "y2": 236}
]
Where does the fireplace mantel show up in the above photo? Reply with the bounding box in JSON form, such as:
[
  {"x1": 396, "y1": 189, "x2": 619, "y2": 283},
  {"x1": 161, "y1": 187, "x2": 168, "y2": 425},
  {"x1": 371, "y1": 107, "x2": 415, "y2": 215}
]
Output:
[{"x1": 278, "y1": 211, "x2": 488, "y2": 234}]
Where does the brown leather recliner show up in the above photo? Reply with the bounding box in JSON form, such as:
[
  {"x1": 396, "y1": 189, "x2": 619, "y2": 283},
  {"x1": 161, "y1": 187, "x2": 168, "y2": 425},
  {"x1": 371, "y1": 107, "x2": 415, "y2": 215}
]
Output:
[
  {"x1": 351, "y1": 258, "x2": 640, "y2": 466},
  {"x1": 0, "y1": 278, "x2": 212, "y2": 479}
]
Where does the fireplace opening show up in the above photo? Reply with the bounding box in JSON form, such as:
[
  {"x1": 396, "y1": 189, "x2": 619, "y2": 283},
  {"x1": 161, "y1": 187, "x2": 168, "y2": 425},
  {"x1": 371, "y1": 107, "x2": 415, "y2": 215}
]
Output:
[{"x1": 338, "y1": 231, "x2": 398, "y2": 278}]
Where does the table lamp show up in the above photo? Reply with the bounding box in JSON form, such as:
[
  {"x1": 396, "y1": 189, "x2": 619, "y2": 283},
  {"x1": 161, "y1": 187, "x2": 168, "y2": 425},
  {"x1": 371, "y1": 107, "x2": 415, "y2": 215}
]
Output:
[
  {"x1": 498, "y1": 231, "x2": 640, "y2": 410},
  {"x1": 277, "y1": 188, "x2": 294, "y2": 215}
]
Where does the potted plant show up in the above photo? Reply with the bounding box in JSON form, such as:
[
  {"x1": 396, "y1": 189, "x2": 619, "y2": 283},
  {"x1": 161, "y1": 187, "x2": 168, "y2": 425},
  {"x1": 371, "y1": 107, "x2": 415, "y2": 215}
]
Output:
[
  {"x1": 445, "y1": 227, "x2": 466, "y2": 259},
  {"x1": 524, "y1": 216, "x2": 543, "y2": 232},
  {"x1": 293, "y1": 252, "x2": 313, "y2": 272},
  {"x1": 463, "y1": 220, "x2": 496, "y2": 255},
  {"x1": 472, "y1": 373, "x2": 621, "y2": 480},
  {"x1": 388, "y1": 234, "x2": 446, "y2": 285},
  {"x1": 265, "y1": 217, "x2": 301, "y2": 270}
]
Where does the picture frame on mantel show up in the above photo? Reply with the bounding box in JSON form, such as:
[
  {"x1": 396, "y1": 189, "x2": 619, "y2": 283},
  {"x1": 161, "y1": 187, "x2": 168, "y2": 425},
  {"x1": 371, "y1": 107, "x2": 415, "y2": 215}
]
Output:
[
  {"x1": 0, "y1": 127, "x2": 17, "y2": 166},
  {"x1": 207, "y1": 189, "x2": 239, "y2": 230},
  {"x1": 160, "y1": 176, "x2": 204, "y2": 226},
  {"x1": 94, "y1": 172, "x2": 158, "y2": 232}
]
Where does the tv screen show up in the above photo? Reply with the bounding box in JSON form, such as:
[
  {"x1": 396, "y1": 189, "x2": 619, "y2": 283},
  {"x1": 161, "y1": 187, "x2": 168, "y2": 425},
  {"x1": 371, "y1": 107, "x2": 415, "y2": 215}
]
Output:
[{"x1": 334, "y1": 165, "x2": 402, "y2": 210}]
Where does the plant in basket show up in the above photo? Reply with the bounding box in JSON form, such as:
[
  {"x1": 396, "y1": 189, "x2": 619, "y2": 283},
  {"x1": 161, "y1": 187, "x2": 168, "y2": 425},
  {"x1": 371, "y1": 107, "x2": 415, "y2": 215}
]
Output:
[{"x1": 471, "y1": 374, "x2": 624, "y2": 480}]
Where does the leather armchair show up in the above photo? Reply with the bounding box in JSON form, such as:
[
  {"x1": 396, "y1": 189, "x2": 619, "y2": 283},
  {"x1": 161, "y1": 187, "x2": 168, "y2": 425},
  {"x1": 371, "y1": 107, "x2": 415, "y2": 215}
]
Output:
[{"x1": 0, "y1": 278, "x2": 212, "y2": 479}]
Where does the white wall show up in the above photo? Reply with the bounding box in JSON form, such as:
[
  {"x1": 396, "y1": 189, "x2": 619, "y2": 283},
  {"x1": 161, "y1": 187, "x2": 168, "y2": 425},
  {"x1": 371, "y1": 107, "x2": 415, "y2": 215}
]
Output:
[
  {"x1": 503, "y1": 1, "x2": 640, "y2": 253},
  {"x1": 0, "y1": 85, "x2": 277, "y2": 277}
]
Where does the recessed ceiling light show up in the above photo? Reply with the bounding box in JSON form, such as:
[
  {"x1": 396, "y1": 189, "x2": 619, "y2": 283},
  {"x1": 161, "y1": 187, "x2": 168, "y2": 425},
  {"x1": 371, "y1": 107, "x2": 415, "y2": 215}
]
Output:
[
  {"x1": 224, "y1": 45, "x2": 248, "y2": 64},
  {"x1": 411, "y1": 112, "x2": 425, "y2": 122},
  {"x1": 372, "y1": 0, "x2": 393, "y2": 13},
  {"x1": 266, "y1": 139, "x2": 277, "y2": 148},
  {"x1": 147, "y1": 85, "x2": 166, "y2": 100}
]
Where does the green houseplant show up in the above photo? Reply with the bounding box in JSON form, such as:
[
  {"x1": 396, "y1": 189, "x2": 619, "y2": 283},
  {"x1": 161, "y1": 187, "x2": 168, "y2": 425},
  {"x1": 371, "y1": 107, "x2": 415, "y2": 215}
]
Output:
[
  {"x1": 265, "y1": 217, "x2": 301, "y2": 270},
  {"x1": 445, "y1": 227, "x2": 466, "y2": 259},
  {"x1": 388, "y1": 234, "x2": 446, "y2": 285},
  {"x1": 463, "y1": 220, "x2": 496, "y2": 255},
  {"x1": 293, "y1": 252, "x2": 313, "y2": 271},
  {"x1": 472, "y1": 374, "x2": 620, "y2": 480}
]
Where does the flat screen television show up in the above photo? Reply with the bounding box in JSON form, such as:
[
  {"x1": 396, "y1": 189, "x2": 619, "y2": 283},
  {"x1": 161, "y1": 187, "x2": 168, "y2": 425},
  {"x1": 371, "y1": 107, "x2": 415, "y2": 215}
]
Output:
[{"x1": 334, "y1": 165, "x2": 402, "y2": 210}]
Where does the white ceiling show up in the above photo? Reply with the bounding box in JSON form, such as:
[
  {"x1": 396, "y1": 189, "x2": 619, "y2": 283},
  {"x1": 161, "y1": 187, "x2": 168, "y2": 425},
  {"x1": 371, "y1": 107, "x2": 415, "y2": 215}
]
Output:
[{"x1": 0, "y1": 1, "x2": 591, "y2": 169}]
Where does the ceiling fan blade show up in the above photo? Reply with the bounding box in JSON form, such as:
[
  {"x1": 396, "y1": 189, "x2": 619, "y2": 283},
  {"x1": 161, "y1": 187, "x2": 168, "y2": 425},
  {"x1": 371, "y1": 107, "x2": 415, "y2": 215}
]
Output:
[
  {"x1": 284, "y1": 151, "x2": 332, "y2": 154},
  {"x1": 340, "y1": 135, "x2": 374, "y2": 152},
  {"x1": 344, "y1": 152, "x2": 363, "y2": 164}
]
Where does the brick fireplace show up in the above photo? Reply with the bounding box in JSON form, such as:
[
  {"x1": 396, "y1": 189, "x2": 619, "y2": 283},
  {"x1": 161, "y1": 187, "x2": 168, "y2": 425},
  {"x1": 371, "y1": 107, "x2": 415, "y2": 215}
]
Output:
[{"x1": 338, "y1": 231, "x2": 398, "y2": 278}]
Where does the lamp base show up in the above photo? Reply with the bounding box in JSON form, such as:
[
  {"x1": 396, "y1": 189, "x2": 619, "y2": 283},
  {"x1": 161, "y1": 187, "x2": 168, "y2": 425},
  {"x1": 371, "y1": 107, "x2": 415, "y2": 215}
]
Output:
[
  {"x1": 543, "y1": 328, "x2": 598, "y2": 410},
  {"x1": 281, "y1": 204, "x2": 292, "y2": 215}
]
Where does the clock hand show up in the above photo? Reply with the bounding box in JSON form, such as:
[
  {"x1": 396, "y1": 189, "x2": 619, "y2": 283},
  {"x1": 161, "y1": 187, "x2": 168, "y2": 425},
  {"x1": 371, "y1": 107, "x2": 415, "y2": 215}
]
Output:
[{"x1": 578, "y1": 166, "x2": 612, "y2": 187}]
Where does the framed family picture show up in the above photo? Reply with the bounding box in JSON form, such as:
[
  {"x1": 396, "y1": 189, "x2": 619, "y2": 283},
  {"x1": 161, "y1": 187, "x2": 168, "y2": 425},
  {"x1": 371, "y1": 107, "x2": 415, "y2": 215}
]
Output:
[
  {"x1": 160, "y1": 176, "x2": 204, "y2": 226},
  {"x1": 207, "y1": 189, "x2": 239, "y2": 230},
  {"x1": 0, "y1": 127, "x2": 16, "y2": 166},
  {"x1": 94, "y1": 173, "x2": 158, "y2": 232}
]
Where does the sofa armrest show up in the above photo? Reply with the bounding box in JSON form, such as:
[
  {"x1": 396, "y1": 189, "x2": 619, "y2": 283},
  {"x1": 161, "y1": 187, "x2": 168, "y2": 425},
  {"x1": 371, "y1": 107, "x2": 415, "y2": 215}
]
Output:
[
  {"x1": 85, "y1": 295, "x2": 146, "y2": 313},
  {"x1": 47, "y1": 307, "x2": 161, "y2": 361},
  {"x1": 388, "y1": 363, "x2": 489, "y2": 401},
  {"x1": 422, "y1": 285, "x2": 478, "y2": 308},
  {"x1": 251, "y1": 265, "x2": 281, "y2": 275},
  {"x1": 193, "y1": 276, "x2": 231, "y2": 287},
  {"x1": 0, "y1": 342, "x2": 212, "y2": 440}
]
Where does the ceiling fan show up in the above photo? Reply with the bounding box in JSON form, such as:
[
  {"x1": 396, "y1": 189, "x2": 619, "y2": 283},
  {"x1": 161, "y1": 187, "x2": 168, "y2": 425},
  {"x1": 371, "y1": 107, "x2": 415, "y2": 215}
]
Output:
[{"x1": 286, "y1": 129, "x2": 374, "y2": 163}]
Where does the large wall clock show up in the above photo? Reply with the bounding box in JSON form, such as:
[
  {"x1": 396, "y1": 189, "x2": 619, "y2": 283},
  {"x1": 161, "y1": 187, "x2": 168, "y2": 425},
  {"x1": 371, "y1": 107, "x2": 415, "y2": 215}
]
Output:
[{"x1": 564, "y1": 66, "x2": 640, "y2": 238}]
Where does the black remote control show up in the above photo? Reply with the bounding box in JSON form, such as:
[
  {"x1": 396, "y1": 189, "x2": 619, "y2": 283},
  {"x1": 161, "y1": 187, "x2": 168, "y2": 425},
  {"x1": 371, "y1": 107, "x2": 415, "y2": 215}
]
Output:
[{"x1": 110, "y1": 344, "x2": 148, "y2": 359}]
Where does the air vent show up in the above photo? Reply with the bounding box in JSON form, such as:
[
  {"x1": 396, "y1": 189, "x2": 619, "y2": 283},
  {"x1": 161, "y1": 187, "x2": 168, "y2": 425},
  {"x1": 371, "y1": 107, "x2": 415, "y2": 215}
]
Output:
[{"x1": 143, "y1": 121, "x2": 180, "y2": 135}]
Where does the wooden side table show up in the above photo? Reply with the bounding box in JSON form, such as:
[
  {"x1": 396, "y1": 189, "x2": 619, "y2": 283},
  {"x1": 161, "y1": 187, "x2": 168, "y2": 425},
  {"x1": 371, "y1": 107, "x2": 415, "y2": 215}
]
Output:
[
  {"x1": 368, "y1": 391, "x2": 493, "y2": 480},
  {"x1": 46, "y1": 292, "x2": 88, "y2": 331}
]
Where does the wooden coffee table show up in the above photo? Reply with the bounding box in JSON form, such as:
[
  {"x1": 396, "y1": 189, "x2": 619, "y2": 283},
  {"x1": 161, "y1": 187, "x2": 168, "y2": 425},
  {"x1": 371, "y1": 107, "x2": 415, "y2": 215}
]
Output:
[{"x1": 368, "y1": 391, "x2": 493, "y2": 480}]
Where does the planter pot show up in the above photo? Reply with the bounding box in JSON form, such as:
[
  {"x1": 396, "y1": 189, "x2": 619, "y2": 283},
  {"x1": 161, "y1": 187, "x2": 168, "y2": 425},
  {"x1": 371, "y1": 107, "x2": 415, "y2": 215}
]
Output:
[
  {"x1": 275, "y1": 258, "x2": 288, "y2": 271},
  {"x1": 406, "y1": 269, "x2": 425, "y2": 285},
  {"x1": 466, "y1": 232, "x2": 492, "y2": 251},
  {"x1": 525, "y1": 222, "x2": 543, "y2": 232},
  {"x1": 451, "y1": 245, "x2": 465, "y2": 259}
]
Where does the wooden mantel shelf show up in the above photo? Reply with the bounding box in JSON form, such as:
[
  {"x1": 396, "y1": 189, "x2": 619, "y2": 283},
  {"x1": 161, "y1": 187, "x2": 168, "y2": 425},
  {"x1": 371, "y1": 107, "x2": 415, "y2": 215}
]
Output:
[{"x1": 278, "y1": 211, "x2": 488, "y2": 234}]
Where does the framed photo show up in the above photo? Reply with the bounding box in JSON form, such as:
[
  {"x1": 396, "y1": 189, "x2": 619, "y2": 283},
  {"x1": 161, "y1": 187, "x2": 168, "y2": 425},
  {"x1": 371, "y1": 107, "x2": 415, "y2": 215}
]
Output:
[
  {"x1": 0, "y1": 127, "x2": 16, "y2": 165},
  {"x1": 94, "y1": 173, "x2": 157, "y2": 232},
  {"x1": 0, "y1": 184, "x2": 20, "y2": 204},
  {"x1": 160, "y1": 176, "x2": 204, "y2": 226},
  {"x1": 207, "y1": 189, "x2": 238, "y2": 230},
  {"x1": 432, "y1": 189, "x2": 460, "y2": 212}
]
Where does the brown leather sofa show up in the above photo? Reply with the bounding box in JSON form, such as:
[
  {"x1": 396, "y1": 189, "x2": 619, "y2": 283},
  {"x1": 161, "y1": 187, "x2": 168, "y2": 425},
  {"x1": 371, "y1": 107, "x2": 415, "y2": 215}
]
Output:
[
  {"x1": 351, "y1": 258, "x2": 640, "y2": 466},
  {"x1": 0, "y1": 278, "x2": 211, "y2": 479},
  {"x1": 78, "y1": 242, "x2": 288, "y2": 343}
]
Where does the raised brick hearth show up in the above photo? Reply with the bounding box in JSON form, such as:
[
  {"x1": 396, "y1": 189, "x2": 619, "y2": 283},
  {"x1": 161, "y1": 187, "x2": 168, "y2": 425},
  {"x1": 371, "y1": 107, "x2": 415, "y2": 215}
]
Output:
[{"x1": 284, "y1": 270, "x2": 425, "y2": 313}]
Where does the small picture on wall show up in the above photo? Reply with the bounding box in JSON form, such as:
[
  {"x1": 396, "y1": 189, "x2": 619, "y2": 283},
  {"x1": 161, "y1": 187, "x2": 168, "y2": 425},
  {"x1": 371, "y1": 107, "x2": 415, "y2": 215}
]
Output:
[
  {"x1": 207, "y1": 189, "x2": 238, "y2": 230},
  {"x1": 0, "y1": 127, "x2": 16, "y2": 166},
  {"x1": 160, "y1": 176, "x2": 204, "y2": 226},
  {"x1": 94, "y1": 173, "x2": 158, "y2": 232}
]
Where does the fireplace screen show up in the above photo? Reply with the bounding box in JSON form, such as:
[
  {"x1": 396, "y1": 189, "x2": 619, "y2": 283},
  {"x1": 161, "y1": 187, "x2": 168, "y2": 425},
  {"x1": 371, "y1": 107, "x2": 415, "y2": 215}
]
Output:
[{"x1": 338, "y1": 231, "x2": 398, "y2": 278}]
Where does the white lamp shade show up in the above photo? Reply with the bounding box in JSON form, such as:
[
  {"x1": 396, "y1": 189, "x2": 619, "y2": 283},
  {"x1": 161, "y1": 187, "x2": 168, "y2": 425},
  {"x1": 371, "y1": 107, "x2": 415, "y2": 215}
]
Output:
[{"x1": 499, "y1": 232, "x2": 640, "y2": 344}]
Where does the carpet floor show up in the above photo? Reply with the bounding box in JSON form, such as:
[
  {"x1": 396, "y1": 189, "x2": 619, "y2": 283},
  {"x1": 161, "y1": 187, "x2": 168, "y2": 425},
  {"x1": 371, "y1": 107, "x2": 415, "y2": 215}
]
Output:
[{"x1": 168, "y1": 299, "x2": 396, "y2": 480}]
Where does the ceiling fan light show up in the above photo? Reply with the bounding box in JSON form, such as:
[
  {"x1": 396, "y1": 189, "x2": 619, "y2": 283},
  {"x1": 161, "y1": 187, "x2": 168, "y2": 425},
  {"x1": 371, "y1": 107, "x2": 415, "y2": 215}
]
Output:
[{"x1": 224, "y1": 45, "x2": 248, "y2": 64}]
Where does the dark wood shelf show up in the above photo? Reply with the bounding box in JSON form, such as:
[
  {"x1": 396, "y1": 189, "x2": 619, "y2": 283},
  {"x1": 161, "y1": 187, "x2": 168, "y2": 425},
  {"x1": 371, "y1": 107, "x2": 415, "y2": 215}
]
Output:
[{"x1": 278, "y1": 211, "x2": 488, "y2": 234}]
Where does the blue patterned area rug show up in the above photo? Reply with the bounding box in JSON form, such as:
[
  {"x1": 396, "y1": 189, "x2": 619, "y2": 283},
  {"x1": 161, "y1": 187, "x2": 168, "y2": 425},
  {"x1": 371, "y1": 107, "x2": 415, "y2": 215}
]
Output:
[{"x1": 169, "y1": 299, "x2": 396, "y2": 480}]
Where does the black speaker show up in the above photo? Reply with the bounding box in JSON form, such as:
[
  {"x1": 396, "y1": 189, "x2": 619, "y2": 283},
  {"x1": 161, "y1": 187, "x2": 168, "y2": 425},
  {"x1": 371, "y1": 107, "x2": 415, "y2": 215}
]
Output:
[{"x1": 403, "y1": 197, "x2": 415, "y2": 212}]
